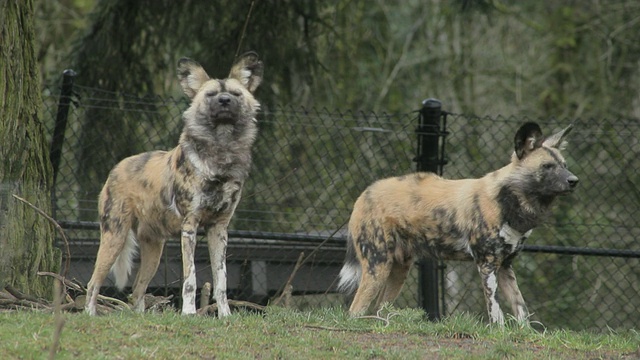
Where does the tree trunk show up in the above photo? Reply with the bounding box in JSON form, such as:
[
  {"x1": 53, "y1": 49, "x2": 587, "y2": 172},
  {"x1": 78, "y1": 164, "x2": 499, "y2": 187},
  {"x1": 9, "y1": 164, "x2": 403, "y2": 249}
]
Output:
[{"x1": 0, "y1": 0, "x2": 59, "y2": 298}]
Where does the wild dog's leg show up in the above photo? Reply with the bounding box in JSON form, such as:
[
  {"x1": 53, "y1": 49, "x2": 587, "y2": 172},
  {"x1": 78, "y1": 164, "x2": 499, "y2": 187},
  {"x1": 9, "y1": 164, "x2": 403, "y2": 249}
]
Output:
[
  {"x1": 349, "y1": 260, "x2": 392, "y2": 316},
  {"x1": 130, "y1": 230, "x2": 165, "y2": 313},
  {"x1": 477, "y1": 261, "x2": 505, "y2": 325},
  {"x1": 374, "y1": 260, "x2": 413, "y2": 310},
  {"x1": 498, "y1": 263, "x2": 529, "y2": 322},
  {"x1": 206, "y1": 219, "x2": 232, "y2": 318},
  {"x1": 180, "y1": 215, "x2": 199, "y2": 315},
  {"x1": 206, "y1": 184, "x2": 242, "y2": 318},
  {"x1": 85, "y1": 221, "x2": 131, "y2": 315}
]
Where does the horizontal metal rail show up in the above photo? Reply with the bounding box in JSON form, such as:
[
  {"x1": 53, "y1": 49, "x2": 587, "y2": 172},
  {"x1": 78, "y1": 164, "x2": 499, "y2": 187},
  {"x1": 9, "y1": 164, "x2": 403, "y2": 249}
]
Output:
[
  {"x1": 521, "y1": 244, "x2": 640, "y2": 258},
  {"x1": 57, "y1": 220, "x2": 346, "y2": 247},
  {"x1": 57, "y1": 220, "x2": 640, "y2": 259}
]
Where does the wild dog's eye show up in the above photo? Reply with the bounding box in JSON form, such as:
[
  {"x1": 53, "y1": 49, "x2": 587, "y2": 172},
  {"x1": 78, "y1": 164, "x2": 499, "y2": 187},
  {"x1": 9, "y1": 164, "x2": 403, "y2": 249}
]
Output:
[
  {"x1": 230, "y1": 90, "x2": 243, "y2": 97},
  {"x1": 205, "y1": 91, "x2": 218, "y2": 97},
  {"x1": 542, "y1": 163, "x2": 556, "y2": 170}
]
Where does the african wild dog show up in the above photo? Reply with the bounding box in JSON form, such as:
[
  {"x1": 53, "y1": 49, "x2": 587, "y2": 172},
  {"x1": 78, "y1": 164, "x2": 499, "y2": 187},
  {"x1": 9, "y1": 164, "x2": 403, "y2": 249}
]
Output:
[
  {"x1": 85, "y1": 52, "x2": 263, "y2": 316},
  {"x1": 337, "y1": 122, "x2": 578, "y2": 325}
]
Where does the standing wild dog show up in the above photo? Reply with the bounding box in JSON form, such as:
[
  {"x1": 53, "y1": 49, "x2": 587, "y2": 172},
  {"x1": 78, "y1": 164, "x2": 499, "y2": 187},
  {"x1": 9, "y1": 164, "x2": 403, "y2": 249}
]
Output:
[
  {"x1": 85, "y1": 52, "x2": 263, "y2": 316},
  {"x1": 338, "y1": 122, "x2": 578, "y2": 325}
]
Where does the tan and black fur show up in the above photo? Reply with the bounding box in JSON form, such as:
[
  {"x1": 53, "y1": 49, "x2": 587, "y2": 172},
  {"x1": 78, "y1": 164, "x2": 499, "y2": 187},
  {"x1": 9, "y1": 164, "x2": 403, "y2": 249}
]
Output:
[
  {"x1": 85, "y1": 52, "x2": 263, "y2": 316},
  {"x1": 337, "y1": 122, "x2": 578, "y2": 325}
]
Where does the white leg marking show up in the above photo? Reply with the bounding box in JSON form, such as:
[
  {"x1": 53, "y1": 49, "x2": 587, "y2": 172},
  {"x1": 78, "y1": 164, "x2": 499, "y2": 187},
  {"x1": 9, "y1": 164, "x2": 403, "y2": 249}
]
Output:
[
  {"x1": 85, "y1": 286, "x2": 98, "y2": 316},
  {"x1": 133, "y1": 298, "x2": 146, "y2": 313},
  {"x1": 209, "y1": 227, "x2": 231, "y2": 318},
  {"x1": 486, "y1": 272, "x2": 505, "y2": 325},
  {"x1": 181, "y1": 228, "x2": 198, "y2": 315},
  {"x1": 182, "y1": 262, "x2": 197, "y2": 315},
  {"x1": 214, "y1": 264, "x2": 231, "y2": 317},
  {"x1": 516, "y1": 304, "x2": 528, "y2": 322}
]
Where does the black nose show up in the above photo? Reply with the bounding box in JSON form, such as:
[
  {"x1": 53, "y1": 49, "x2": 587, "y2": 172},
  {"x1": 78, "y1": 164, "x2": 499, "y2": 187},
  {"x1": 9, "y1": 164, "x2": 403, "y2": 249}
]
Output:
[
  {"x1": 218, "y1": 94, "x2": 231, "y2": 105},
  {"x1": 567, "y1": 175, "x2": 579, "y2": 188}
]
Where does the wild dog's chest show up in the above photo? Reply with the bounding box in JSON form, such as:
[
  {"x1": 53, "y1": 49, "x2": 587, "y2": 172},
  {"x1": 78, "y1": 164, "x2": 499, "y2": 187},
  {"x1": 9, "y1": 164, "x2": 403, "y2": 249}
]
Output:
[
  {"x1": 463, "y1": 224, "x2": 532, "y2": 263},
  {"x1": 170, "y1": 175, "x2": 243, "y2": 219},
  {"x1": 497, "y1": 223, "x2": 532, "y2": 254},
  {"x1": 199, "y1": 177, "x2": 242, "y2": 214},
  {"x1": 173, "y1": 143, "x2": 248, "y2": 206}
]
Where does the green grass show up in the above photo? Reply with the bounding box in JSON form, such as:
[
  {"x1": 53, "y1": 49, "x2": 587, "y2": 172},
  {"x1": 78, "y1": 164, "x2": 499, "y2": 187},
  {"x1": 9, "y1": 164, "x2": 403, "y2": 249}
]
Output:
[{"x1": 1, "y1": 305, "x2": 638, "y2": 359}]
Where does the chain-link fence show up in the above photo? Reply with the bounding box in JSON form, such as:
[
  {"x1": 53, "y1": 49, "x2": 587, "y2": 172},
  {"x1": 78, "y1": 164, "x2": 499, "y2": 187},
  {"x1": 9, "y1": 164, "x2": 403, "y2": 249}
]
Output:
[{"x1": 41, "y1": 74, "x2": 640, "y2": 331}]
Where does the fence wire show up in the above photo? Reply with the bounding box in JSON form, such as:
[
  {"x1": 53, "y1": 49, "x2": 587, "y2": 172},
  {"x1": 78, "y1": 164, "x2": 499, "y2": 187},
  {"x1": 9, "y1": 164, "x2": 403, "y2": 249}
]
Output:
[{"x1": 41, "y1": 79, "x2": 640, "y2": 331}]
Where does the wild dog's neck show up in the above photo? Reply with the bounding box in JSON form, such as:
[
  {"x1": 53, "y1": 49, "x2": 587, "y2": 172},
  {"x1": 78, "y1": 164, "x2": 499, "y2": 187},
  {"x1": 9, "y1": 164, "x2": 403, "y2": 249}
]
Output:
[
  {"x1": 495, "y1": 181, "x2": 557, "y2": 234},
  {"x1": 183, "y1": 118, "x2": 257, "y2": 146},
  {"x1": 495, "y1": 186, "x2": 534, "y2": 233},
  {"x1": 489, "y1": 164, "x2": 556, "y2": 233}
]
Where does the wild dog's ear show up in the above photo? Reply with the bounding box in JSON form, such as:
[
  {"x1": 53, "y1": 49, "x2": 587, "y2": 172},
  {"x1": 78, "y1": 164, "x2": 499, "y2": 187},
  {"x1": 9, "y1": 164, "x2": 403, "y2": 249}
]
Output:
[
  {"x1": 514, "y1": 122, "x2": 543, "y2": 159},
  {"x1": 229, "y1": 51, "x2": 263, "y2": 93},
  {"x1": 542, "y1": 123, "x2": 573, "y2": 150},
  {"x1": 177, "y1": 57, "x2": 210, "y2": 99}
]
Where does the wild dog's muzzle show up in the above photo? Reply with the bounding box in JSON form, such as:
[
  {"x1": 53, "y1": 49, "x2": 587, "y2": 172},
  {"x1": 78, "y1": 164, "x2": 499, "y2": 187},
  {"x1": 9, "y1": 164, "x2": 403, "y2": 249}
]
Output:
[
  {"x1": 561, "y1": 170, "x2": 579, "y2": 193},
  {"x1": 208, "y1": 93, "x2": 240, "y2": 121}
]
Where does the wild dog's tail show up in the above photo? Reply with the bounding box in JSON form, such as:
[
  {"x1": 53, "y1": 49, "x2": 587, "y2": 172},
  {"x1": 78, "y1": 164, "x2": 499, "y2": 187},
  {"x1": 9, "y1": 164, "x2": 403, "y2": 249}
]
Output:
[
  {"x1": 337, "y1": 234, "x2": 361, "y2": 294},
  {"x1": 111, "y1": 230, "x2": 138, "y2": 290}
]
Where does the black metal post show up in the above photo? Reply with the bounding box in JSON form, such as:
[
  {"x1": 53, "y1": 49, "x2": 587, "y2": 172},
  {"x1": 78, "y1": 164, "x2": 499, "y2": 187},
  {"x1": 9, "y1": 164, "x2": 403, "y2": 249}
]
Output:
[
  {"x1": 49, "y1": 69, "x2": 76, "y2": 216},
  {"x1": 415, "y1": 98, "x2": 447, "y2": 321}
]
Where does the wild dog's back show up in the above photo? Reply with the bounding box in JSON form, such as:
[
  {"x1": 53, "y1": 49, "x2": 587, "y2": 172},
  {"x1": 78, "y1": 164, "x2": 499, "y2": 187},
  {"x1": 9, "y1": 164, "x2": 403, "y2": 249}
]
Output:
[{"x1": 348, "y1": 172, "x2": 503, "y2": 263}]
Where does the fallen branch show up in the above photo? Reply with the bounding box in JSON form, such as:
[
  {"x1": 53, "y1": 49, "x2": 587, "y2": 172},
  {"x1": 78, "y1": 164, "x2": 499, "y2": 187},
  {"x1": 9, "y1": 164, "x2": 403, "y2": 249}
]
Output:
[
  {"x1": 37, "y1": 272, "x2": 84, "y2": 292},
  {"x1": 34, "y1": 272, "x2": 129, "y2": 312},
  {"x1": 74, "y1": 294, "x2": 130, "y2": 312},
  {"x1": 0, "y1": 298, "x2": 51, "y2": 310},
  {"x1": 302, "y1": 324, "x2": 371, "y2": 332},
  {"x1": 4, "y1": 285, "x2": 44, "y2": 303},
  {"x1": 197, "y1": 300, "x2": 265, "y2": 315}
]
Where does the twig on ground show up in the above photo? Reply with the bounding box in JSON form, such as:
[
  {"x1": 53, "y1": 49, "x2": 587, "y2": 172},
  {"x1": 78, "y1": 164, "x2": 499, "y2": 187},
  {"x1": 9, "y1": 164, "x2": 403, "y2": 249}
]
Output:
[
  {"x1": 354, "y1": 308, "x2": 401, "y2": 327},
  {"x1": 272, "y1": 219, "x2": 350, "y2": 305},
  {"x1": 272, "y1": 252, "x2": 304, "y2": 306},
  {"x1": 302, "y1": 324, "x2": 371, "y2": 332},
  {"x1": 303, "y1": 309, "x2": 401, "y2": 332}
]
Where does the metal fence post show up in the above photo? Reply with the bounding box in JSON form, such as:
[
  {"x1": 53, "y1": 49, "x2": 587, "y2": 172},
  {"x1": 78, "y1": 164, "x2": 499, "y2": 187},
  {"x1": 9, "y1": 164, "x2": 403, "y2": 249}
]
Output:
[
  {"x1": 49, "y1": 69, "x2": 76, "y2": 217},
  {"x1": 415, "y1": 98, "x2": 448, "y2": 321}
]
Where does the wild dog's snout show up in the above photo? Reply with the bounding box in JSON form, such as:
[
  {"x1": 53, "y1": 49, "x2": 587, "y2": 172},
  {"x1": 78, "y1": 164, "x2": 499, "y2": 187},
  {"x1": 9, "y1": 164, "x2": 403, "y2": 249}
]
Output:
[
  {"x1": 208, "y1": 92, "x2": 239, "y2": 120},
  {"x1": 218, "y1": 94, "x2": 232, "y2": 105},
  {"x1": 559, "y1": 168, "x2": 578, "y2": 192}
]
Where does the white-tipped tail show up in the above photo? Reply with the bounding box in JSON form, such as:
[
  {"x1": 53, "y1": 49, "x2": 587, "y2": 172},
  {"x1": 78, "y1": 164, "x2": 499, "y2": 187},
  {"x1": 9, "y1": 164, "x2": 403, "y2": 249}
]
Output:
[
  {"x1": 111, "y1": 230, "x2": 138, "y2": 290},
  {"x1": 337, "y1": 262, "x2": 361, "y2": 295}
]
